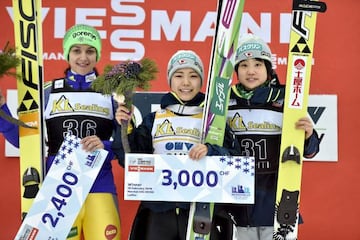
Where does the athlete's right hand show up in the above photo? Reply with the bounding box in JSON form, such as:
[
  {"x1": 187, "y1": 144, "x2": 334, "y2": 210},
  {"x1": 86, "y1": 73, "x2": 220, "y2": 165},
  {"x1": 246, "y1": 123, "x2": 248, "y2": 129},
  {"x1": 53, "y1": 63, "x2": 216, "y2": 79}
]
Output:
[
  {"x1": 189, "y1": 143, "x2": 208, "y2": 160},
  {"x1": 81, "y1": 135, "x2": 104, "y2": 152},
  {"x1": 115, "y1": 103, "x2": 132, "y2": 125}
]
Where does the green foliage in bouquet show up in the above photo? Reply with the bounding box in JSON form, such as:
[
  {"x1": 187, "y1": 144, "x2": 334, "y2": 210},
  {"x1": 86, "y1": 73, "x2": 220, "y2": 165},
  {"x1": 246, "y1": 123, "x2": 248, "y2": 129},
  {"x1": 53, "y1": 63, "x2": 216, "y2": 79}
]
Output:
[
  {"x1": 0, "y1": 42, "x2": 35, "y2": 129},
  {"x1": 91, "y1": 58, "x2": 158, "y2": 152},
  {"x1": 0, "y1": 42, "x2": 20, "y2": 79}
]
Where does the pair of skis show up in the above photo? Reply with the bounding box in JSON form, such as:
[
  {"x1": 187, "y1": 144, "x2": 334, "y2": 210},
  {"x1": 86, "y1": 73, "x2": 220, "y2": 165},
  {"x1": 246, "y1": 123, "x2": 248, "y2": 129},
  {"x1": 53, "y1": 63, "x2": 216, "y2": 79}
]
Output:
[
  {"x1": 12, "y1": 0, "x2": 45, "y2": 221},
  {"x1": 273, "y1": 0, "x2": 326, "y2": 239},
  {"x1": 186, "y1": 0, "x2": 245, "y2": 239}
]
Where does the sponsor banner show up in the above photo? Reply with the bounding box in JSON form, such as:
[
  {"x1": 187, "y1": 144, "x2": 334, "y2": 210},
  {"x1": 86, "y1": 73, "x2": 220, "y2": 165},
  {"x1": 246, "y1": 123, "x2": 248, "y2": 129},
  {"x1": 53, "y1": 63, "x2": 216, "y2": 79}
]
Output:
[
  {"x1": 0, "y1": 0, "x2": 327, "y2": 91},
  {"x1": 131, "y1": 93, "x2": 339, "y2": 162},
  {"x1": 124, "y1": 153, "x2": 255, "y2": 204},
  {"x1": 5, "y1": 91, "x2": 338, "y2": 161}
]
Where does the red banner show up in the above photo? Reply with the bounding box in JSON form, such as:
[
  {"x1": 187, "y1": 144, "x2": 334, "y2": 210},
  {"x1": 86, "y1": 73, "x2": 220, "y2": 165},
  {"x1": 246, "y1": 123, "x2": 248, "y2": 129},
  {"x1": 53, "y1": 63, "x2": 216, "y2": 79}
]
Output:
[{"x1": 1, "y1": 0, "x2": 322, "y2": 91}]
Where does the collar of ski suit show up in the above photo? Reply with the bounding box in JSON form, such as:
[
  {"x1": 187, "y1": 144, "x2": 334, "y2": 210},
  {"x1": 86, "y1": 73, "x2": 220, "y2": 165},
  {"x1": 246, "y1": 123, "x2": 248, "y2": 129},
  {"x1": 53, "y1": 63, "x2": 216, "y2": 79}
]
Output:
[
  {"x1": 161, "y1": 92, "x2": 205, "y2": 115},
  {"x1": 65, "y1": 70, "x2": 97, "y2": 90},
  {"x1": 233, "y1": 78, "x2": 272, "y2": 99}
]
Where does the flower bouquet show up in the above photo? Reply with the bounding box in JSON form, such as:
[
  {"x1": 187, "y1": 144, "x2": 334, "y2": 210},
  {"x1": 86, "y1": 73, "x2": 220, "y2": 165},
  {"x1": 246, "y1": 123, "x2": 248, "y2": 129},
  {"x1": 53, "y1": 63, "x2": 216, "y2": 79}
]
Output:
[{"x1": 91, "y1": 58, "x2": 158, "y2": 153}]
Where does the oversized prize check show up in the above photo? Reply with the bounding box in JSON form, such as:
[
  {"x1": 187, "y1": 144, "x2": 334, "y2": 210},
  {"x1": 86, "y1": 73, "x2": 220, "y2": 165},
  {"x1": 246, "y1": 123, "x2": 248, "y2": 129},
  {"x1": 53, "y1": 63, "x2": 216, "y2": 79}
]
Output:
[
  {"x1": 124, "y1": 154, "x2": 255, "y2": 204},
  {"x1": 15, "y1": 134, "x2": 108, "y2": 240}
]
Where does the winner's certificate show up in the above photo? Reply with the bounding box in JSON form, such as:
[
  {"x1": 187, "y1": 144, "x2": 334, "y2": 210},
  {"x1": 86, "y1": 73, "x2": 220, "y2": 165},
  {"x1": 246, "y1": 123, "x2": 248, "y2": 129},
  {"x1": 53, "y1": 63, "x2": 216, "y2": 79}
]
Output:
[{"x1": 124, "y1": 154, "x2": 255, "y2": 204}]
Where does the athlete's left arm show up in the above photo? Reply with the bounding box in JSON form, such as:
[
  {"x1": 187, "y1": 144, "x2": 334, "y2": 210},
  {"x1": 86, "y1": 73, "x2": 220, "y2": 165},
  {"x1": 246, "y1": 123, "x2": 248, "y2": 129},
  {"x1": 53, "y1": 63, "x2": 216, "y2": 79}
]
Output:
[
  {"x1": 303, "y1": 130, "x2": 320, "y2": 158},
  {"x1": 0, "y1": 104, "x2": 19, "y2": 148}
]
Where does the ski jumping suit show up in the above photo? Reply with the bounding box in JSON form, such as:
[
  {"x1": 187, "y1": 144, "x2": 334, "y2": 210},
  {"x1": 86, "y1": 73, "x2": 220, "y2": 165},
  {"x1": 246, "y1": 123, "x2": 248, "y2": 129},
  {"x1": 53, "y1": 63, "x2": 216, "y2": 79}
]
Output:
[
  {"x1": 0, "y1": 70, "x2": 121, "y2": 240},
  {"x1": 216, "y1": 84, "x2": 320, "y2": 240},
  {"x1": 120, "y1": 92, "x2": 239, "y2": 240}
]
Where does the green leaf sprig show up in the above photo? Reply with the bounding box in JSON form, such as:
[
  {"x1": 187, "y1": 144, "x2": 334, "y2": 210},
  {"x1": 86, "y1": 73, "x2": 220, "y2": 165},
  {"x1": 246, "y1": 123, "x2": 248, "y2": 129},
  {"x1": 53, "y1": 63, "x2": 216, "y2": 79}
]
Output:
[
  {"x1": 0, "y1": 42, "x2": 21, "y2": 79},
  {"x1": 0, "y1": 42, "x2": 36, "y2": 129}
]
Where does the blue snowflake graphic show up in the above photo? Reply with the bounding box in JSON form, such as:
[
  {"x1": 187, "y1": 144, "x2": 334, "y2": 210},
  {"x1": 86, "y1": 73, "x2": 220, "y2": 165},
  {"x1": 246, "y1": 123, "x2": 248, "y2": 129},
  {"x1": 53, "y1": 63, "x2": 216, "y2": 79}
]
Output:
[
  {"x1": 219, "y1": 156, "x2": 226, "y2": 163},
  {"x1": 54, "y1": 135, "x2": 81, "y2": 163},
  {"x1": 217, "y1": 156, "x2": 255, "y2": 175}
]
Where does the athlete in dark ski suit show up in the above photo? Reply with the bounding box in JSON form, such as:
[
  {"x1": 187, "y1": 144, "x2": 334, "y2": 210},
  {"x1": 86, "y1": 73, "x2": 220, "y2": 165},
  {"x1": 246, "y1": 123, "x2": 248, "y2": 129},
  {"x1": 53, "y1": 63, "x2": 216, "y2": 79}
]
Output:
[
  {"x1": 215, "y1": 34, "x2": 321, "y2": 240},
  {"x1": 121, "y1": 92, "x2": 240, "y2": 240},
  {"x1": 113, "y1": 50, "x2": 239, "y2": 240},
  {"x1": 221, "y1": 79, "x2": 320, "y2": 226}
]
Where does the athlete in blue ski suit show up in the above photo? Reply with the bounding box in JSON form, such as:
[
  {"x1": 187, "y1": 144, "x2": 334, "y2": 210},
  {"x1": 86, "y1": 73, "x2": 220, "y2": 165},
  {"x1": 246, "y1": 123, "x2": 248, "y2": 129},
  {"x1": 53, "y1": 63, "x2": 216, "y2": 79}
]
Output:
[{"x1": 0, "y1": 24, "x2": 121, "y2": 240}]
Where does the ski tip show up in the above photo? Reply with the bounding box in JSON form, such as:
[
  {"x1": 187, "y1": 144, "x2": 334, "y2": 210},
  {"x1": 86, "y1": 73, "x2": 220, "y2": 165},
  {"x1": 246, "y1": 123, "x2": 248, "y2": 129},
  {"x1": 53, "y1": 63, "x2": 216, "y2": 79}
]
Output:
[{"x1": 293, "y1": 0, "x2": 327, "y2": 13}]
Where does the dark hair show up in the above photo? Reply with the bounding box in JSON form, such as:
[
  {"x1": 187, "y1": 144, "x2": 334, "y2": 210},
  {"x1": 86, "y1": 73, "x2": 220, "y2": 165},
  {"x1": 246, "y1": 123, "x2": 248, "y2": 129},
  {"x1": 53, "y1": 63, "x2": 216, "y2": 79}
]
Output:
[{"x1": 264, "y1": 60, "x2": 273, "y2": 81}]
